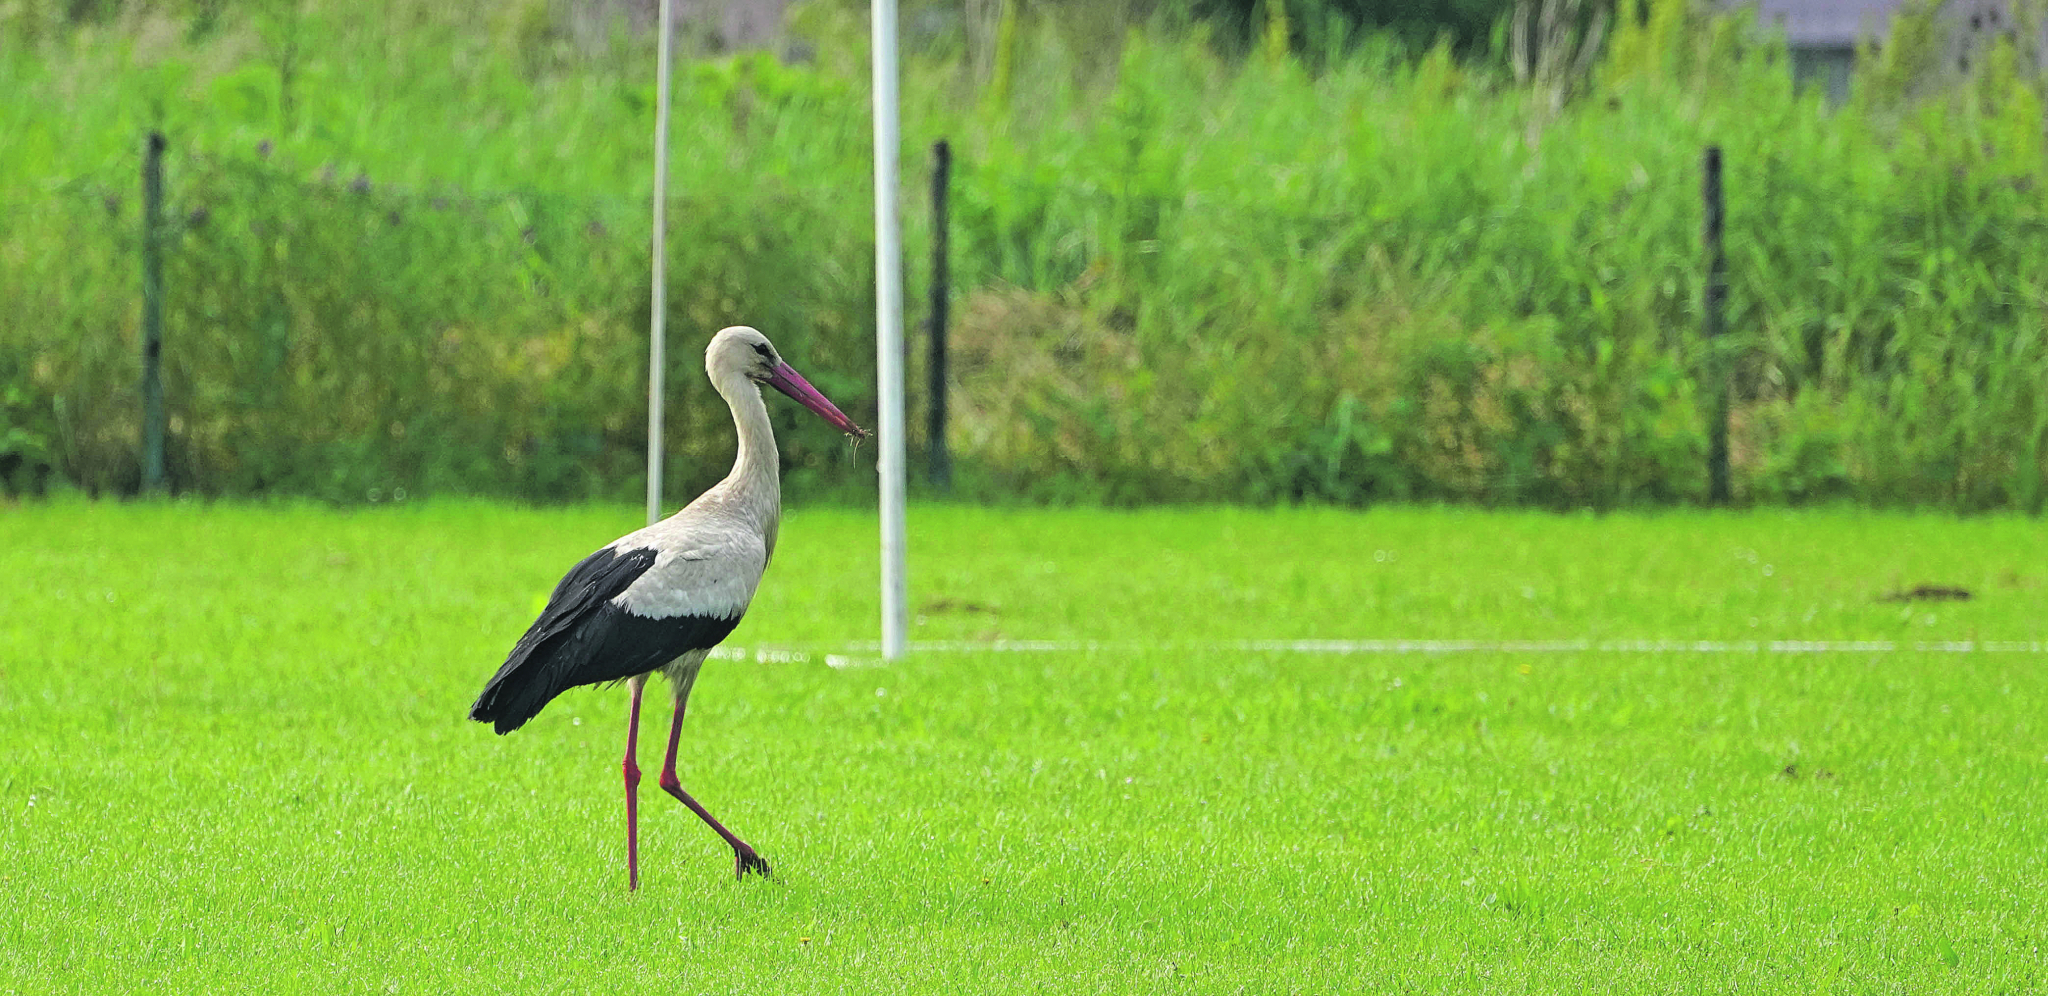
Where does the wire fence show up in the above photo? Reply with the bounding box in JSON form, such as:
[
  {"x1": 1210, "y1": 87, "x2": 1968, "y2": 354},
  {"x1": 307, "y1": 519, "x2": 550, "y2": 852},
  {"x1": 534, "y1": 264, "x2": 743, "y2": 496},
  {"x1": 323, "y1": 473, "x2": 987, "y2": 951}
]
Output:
[
  {"x1": 3, "y1": 137, "x2": 875, "y2": 503},
  {"x1": 6, "y1": 124, "x2": 2047, "y2": 510}
]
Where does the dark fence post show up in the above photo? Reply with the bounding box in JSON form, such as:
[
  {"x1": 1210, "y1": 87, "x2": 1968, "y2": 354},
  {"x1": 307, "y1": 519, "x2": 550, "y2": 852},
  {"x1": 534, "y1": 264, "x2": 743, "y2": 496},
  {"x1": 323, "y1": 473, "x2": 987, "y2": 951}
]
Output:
[
  {"x1": 926, "y1": 139, "x2": 952, "y2": 491},
  {"x1": 1703, "y1": 145, "x2": 1730, "y2": 505},
  {"x1": 141, "y1": 131, "x2": 168, "y2": 495}
]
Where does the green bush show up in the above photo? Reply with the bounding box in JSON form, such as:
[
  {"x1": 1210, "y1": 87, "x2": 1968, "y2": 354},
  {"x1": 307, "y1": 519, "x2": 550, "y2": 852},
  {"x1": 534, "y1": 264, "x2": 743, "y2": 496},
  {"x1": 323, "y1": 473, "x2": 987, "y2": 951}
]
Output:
[{"x1": 1, "y1": 0, "x2": 2044, "y2": 509}]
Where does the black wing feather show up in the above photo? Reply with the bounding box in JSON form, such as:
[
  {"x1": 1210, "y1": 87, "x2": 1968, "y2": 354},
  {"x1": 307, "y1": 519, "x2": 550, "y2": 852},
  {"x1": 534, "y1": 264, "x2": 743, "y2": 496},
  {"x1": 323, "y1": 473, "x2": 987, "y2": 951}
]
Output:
[{"x1": 468, "y1": 546, "x2": 742, "y2": 734}]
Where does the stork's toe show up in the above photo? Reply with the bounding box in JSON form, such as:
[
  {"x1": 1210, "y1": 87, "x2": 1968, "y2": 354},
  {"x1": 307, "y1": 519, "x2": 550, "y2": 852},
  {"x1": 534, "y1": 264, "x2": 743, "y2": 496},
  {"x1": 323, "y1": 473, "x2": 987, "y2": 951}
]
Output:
[{"x1": 735, "y1": 848, "x2": 772, "y2": 879}]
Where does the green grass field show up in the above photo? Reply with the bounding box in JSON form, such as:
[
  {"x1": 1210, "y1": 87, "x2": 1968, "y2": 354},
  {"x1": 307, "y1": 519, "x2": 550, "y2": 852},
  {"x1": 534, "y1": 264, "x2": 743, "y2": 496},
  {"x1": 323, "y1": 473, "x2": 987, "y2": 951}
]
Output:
[{"x1": 3, "y1": 500, "x2": 2045, "y2": 992}]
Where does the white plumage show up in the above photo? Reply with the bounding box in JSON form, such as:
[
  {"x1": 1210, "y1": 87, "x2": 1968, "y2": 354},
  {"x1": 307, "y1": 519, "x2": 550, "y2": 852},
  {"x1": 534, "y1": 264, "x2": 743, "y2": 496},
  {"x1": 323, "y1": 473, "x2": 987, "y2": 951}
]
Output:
[{"x1": 609, "y1": 520, "x2": 769, "y2": 621}]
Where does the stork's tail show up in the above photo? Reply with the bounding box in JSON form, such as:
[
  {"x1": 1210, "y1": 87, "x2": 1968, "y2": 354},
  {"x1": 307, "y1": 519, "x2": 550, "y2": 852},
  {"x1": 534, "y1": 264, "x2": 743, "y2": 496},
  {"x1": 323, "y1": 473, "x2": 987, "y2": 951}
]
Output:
[{"x1": 468, "y1": 654, "x2": 562, "y2": 735}]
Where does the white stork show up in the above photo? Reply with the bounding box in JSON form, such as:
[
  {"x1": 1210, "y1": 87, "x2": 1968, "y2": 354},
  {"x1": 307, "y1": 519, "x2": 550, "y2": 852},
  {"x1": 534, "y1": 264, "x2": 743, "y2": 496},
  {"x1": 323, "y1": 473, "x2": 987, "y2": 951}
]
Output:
[{"x1": 470, "y1": 326, "x2": 865, "y2": 888}]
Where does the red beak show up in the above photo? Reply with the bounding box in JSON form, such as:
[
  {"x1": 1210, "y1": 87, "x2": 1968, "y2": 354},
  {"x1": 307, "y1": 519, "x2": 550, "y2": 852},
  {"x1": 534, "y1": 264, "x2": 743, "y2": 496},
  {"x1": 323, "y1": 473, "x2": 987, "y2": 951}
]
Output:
[{"x1": 765, "y1": 361, "x2": 868, "y2": 439}]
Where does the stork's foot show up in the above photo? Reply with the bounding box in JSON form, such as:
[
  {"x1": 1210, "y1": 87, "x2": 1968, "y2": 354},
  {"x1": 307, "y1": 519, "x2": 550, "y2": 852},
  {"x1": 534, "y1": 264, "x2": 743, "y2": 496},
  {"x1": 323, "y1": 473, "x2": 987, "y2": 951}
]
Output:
[{"x1": 735, "y1": 847, "x2": 772, "y2": 880}]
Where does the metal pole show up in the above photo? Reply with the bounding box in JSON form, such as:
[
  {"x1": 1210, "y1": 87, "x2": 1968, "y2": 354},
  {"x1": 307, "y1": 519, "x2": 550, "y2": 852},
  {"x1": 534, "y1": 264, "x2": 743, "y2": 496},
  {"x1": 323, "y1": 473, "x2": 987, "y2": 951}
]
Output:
[
  {"x1": 648, "y1": 0, "x2": 674, "y2": 527},
  {"x1": 1703, "y1": 146, "x2": 1731, "y2": 505},
  {"x1": 141, "y1": 131, "x2": 167, "y2": 496},
  {"x1": 874, "y1": 0, "x2": 908, "y2": 660},
  {"x1": 927, "y1": 139, "x2": 952, "y2": 491}
]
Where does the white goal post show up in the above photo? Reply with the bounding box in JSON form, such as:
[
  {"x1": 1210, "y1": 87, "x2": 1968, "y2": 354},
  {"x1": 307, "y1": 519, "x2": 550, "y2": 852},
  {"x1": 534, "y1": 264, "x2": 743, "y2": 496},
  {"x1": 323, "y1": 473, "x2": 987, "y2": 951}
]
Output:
[
  {"x1": 647, "y1": 0, "x2": 675, "y2": 528},
  {"x1": 648, "y1": 0, "x2": 908, "y2": 657},
  {"x1": 873, "y1": 0, "x2": 909, "y2": 661}
]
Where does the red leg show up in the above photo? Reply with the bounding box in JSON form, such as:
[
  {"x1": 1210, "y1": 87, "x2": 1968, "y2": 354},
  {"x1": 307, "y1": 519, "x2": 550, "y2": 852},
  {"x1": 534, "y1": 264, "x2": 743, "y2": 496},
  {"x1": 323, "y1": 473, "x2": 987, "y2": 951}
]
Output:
[
  {"x1": 658, "y1": 696, "x2": 770, "y2": 879},
  {"x1": 623, "y1": 675, "x2": 647, "y2": 891}
]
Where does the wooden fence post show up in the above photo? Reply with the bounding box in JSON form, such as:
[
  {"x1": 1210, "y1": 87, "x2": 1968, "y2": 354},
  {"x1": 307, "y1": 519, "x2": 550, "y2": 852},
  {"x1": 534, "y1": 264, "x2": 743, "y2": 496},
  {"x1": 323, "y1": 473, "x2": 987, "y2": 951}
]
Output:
[
  {"x1": 141, "y1": 131, "x2": 168, "y2": 495},
  {"x1": 1703, "y1": 145, "x2": 1730, "y2": 505},
  {"x1": 927, "y1": 139, "x2": 952, "y2": 491}
]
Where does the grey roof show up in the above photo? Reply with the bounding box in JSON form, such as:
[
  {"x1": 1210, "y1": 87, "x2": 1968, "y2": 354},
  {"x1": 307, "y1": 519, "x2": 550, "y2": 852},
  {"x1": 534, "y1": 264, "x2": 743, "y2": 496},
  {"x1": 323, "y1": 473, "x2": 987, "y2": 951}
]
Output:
[{"x1": 1745, "y1": 0, "x2": 1905, "y2": 46}]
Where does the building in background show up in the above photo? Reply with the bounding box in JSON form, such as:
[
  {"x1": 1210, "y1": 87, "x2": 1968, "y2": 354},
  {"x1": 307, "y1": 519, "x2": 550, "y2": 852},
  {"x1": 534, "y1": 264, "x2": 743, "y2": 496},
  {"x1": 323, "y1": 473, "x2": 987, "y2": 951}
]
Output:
[
  {"x1": 566, "y1": 0, "x2": 788, "y2": 54},
  {"x1": 1744, "y1": 0, "x2": 2037, "y2": 102}
]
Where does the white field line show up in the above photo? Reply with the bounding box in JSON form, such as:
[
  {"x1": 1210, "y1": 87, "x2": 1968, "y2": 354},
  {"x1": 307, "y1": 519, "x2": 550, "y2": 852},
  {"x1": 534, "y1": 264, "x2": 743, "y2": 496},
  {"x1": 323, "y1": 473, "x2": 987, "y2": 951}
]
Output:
[{"x1": 706, "y1": 638, "x2": 2048, "y2": 669}]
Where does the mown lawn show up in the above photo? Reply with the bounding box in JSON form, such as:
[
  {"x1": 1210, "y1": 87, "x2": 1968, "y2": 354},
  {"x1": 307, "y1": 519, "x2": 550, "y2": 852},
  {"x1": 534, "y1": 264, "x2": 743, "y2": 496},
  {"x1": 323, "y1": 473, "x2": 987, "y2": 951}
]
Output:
[{"x1": 2, "y1": 500, "x2": 2044, "y2": 992}]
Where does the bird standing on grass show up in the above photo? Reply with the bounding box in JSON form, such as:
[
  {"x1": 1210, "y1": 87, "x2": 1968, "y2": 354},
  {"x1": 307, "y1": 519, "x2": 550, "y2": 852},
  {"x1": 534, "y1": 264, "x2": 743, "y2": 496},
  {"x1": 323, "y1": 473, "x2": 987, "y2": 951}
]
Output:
[{"x1": 469, "y1": 326, "x2": 866, "y2": 888}]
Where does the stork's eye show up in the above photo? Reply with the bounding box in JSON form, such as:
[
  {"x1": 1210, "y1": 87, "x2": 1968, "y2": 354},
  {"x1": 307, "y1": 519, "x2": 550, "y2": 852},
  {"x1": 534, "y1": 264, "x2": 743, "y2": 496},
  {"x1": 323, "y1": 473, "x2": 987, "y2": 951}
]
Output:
[{"x1": 751, "y1": 343, "x2": 774, "y2": 361}]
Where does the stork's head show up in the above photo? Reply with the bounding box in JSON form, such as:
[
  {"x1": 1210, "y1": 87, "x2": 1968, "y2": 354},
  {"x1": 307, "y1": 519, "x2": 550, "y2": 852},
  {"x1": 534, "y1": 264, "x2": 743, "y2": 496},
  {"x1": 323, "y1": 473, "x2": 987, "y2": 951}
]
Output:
[{"x1": 707, "y1": 326, "x2": 867, "y2": 439}]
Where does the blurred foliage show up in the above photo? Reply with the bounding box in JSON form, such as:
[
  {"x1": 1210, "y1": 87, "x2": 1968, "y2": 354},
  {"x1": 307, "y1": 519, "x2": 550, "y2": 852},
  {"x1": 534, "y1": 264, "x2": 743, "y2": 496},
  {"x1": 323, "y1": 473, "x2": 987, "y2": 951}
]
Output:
[
  {"x1": 2, "y1": 0, "x2": 2045, "y2": 509},
  {"x1": 1191, "y1": 0, "x2": 1518, "y2": 56}
]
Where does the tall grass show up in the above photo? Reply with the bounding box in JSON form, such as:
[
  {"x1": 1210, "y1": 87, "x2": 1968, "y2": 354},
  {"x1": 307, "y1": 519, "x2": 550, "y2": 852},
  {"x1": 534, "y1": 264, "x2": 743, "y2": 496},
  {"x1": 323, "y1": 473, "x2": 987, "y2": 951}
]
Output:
[{"x1": 2, "y1": 0, "x2": 2044, "y2": 508}]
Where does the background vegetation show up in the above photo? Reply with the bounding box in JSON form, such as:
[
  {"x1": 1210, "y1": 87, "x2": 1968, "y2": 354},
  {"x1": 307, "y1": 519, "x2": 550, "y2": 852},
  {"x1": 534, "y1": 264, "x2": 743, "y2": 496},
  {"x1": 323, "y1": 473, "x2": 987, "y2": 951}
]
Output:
[{"x1": 3, "y1": 0, "x2": 2046, "y2": 508}]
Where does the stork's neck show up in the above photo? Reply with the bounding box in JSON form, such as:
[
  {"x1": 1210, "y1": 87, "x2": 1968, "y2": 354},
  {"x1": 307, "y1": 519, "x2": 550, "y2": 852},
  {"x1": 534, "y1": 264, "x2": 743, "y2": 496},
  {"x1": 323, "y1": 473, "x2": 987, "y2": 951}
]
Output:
[{"x1": 711, "y1": 369, "x2": 781, "y2": 538}]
